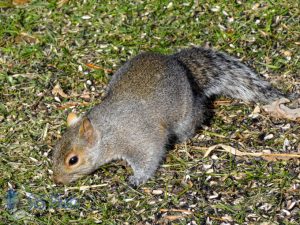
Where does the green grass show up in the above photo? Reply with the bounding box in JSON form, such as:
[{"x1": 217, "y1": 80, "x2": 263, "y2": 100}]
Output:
[{"x1": 1, "y1": 0, "x2": 300, "y2": 224}]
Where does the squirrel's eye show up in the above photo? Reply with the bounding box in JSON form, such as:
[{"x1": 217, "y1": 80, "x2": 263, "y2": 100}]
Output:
[{"x1": 69, "y1": 156, "x2": 78, "y2": 166}]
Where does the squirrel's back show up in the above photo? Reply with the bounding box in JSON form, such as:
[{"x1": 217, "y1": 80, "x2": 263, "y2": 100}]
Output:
[{"x1": 105, "y1": 47, "x2": 283, "y2": 104}]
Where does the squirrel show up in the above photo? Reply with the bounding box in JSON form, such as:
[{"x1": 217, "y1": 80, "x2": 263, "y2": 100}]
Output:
[{"x1": 52, "y1": 47, "x2": 284, "y2": 186}]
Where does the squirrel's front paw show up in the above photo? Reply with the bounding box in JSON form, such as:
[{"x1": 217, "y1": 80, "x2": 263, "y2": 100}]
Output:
[{"x1": 128, "y1": 175, "x2": 147, "y2": 187}]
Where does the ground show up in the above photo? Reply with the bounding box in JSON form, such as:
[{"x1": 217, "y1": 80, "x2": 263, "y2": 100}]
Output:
[{"x1": 0, "y1": 0, "x2": 299, "y2": 224}]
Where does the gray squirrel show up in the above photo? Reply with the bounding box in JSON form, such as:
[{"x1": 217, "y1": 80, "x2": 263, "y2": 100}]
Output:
[{"x1": 52, "y1": 47, "x2": 284, "y2": 186}]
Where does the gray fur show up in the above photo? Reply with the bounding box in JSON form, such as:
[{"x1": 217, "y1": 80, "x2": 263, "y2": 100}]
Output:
[{"x1": 52, "y1": 47, "x2": 283, "y2": 186}]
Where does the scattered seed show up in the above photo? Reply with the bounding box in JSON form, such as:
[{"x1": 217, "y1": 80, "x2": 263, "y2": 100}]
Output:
[
  {"x1": 283, "y1": 138, "x2": 290, "y2": 151},
  {"x1": 222, "y1": 214, "x2": 233, "y2": 222},
  {"x1": 287, "y1": 201, "x2": 296, "y2": 210},
  {"x1": 264, "y1": 134, "x2": 274, "y2": 140},
  {"x1": 222, "y1": 10, "x2": 228, "y2": 16},
  {"x1": 252, "y1": 3, "x2": 260, "y2": 10},
  {"x1": 206, "y1": 168, "x2": 214, "y2": 174},
  {"x1": 203, "y1": 164, "x2": 212, "y2": 170},
  {"x1": 205, "y1": 175, "x2": 212, "y2": 182},
  {"x1": 86, "y1": 80, "x2": 92, "y2": 85},
  {"x1": 211, "y1": 6, "x2": 220, "y2": 12},
  {"x1": 54, "y1": 96, "x2": 61, "y2": 102},
  {"x1": 29, "y1": 157, "x2": 38, "y2": 162},
  {"x1": 281, "y1": 209, "x2": 291, "y2": 216},
  {"x1": 259, "y1": 203, "x2": 272, "y2": 211},
  {"x1": 211, "y1": 154, "x2": 218, "y2": 160},
  {"x1": 82, "y1": 15, "x2": 91, "y2": 20},
  {"x1": 227, "y1": 17, "x2": 234, "y2": 23},
  {"x1": 166, "y1": 2, "x2": 173, "y2": 8},
  {"x1": 152, "y1": 190, "x2": 163, "y2": 195},
  {"x1": 281, "y1": 123, "x2": 291, "y2": 130},
  {"x1": 208, "y1": 192, "x2": 219, "y2": 199}
]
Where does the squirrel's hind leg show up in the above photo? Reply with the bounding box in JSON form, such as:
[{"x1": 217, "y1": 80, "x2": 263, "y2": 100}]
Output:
[{"x1": 173, "y1": 100, "x2": 208, "y2": 143}]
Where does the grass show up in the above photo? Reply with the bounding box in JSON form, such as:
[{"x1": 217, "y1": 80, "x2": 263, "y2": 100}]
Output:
[{"x1": 0, "y1": 0, "x2": 299, "y2": 224}]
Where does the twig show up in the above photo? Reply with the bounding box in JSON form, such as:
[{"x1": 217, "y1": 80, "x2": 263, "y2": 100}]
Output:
[
  {"x1": 160, "y1": 208, "x2": 193, "y2": 215},
  {"x1": 204, "y1": 144, "x2": 300, "y2": 161},
  {"x1": 85, "y1": 63, "x2": 113, "y2": 73},
  {"x1": 65, "y1": 184, "x2": 108, "y2": 191}
]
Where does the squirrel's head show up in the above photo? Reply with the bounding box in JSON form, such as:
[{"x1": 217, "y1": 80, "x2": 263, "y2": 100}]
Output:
[{"x1": 52, "y1": 113, "x2": 99, "y2": 184}]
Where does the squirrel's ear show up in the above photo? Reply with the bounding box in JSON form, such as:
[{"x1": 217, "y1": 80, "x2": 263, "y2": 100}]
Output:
[
  {"x1": 79, "y1": 117, "x2": 95, "y2": 144},
  {"x1": 67, "y1": 112, "x2": 79, "y2": 127}
]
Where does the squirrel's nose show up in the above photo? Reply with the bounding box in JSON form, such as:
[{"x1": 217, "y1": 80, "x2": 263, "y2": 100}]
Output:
[{"x1": 53, "y1": 175, "x2": 64, "y2": 184}]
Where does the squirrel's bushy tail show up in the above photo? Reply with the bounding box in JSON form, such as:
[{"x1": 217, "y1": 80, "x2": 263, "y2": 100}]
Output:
[{"x1": 174, "y1": 47, "x2": 284, "y2": 103}]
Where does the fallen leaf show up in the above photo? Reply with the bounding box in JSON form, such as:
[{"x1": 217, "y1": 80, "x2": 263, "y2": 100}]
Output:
[
  {"x1": 142, "y1": 188, "x2": 151, "y2": 194},
  {"x1": 214, "y1": 100, "x2": 232, "y2": 106},
  {"x1": 163, "y1": 215, "x2": 185, "y2": 221},
  {"x1": 252, "y1": 105, "x2": 261, "y2": 114},
  {"x1": 52, "y1": 82, "x2": 68, "y2": 98},
  {"x1": 85, "y1": 63, "x2": 113, "y2": 73},
  {"x1": 15, "y1": 32, "x2": 39, "y2": 44},
  {"x1": 282, "y1": 50, "x2": 292, "y2": 57},
  {"x1": 204, "y1": 144, "x2": 300, "y2": 161},
  {"x1": 86, "y1": 63, "x2": 103, "y2": 69},
  {"x1": 80, "y1": 92, "x2": 91, "y2": 100},
  {"x1": 249, "y1": 105, "x2": 261, "y2": 118},
  {"x1": 263, "y1": 98, "x2": 300, "y2": 121},
  {"x1": 57, "y1": 0, "x2": 69, "y2": 8},
  {"x1": 56, "y1": 101, "x2": 89, "y2": 109},
  {"x1": 13, "y1": 0, "x2": 30, "y2": 5}
]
